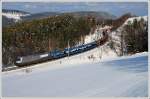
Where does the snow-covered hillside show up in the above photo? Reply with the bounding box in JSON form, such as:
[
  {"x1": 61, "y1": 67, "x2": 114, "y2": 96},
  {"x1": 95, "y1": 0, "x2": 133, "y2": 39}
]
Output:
[
  {"x1": 110, "y1": 16, "x2": 148, "y2": 55},
  {"x1": 124, "y1": 16, "x2": 148, "y2": 25},
  {"x1": 2, "y1": 10, "x2": 30, "y2": 21},
  {"x1": 2, "y1": 52, "x2": 148, "y2": 97},
  {"x1": 81, "y1": 16, "x2": 148, "y2": 57}
]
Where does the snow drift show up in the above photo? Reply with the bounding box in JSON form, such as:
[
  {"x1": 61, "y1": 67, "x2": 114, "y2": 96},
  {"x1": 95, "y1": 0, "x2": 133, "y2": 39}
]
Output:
[{"x1": 2, "y1": 52, "x2": 148, "y2": 97}]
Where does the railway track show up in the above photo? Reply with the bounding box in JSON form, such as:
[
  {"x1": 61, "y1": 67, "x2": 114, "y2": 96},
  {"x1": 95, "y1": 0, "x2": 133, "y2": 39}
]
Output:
[
  {"x1": 2, "y1": 44, "x2": 98, "y2": 72},
  {"x1": 2, "y1": 32, "x2": 109, "y2": 72}
]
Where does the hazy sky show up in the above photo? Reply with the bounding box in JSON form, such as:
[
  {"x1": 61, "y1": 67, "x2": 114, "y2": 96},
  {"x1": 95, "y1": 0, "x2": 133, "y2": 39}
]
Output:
[{"x1": 2, "y1": 2, "x2": 148, "y2": 17}]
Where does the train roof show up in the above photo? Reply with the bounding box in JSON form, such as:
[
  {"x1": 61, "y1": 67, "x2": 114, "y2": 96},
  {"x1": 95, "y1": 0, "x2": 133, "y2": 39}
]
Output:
[{"x1": 17, "y1": 52, "x2": 50, "y2": 58}]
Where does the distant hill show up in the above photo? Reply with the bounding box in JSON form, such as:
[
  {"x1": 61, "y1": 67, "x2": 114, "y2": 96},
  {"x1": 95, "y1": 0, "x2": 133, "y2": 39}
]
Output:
[
  {"x1": 23, "y1": 11, "x2": 116, "y2": 21},
  {"x1": 22, "y1": 12, "x2": 60, "y2": 21},
  {"x1": 2, "y1": 9, "x2": 30, "y2": 15},
  {"x1": 2, "y1": 9, "x2": 116, "y2": 27}
]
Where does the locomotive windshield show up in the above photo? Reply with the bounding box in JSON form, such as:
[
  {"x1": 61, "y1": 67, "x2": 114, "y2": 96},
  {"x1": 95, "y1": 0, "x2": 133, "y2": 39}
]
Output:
[
  {"x1": 16, "y1": 57, "x2": 20, "y2": 61},
  {"x1": 16, "y1": 57, "x2": 22, "y2": 63}
]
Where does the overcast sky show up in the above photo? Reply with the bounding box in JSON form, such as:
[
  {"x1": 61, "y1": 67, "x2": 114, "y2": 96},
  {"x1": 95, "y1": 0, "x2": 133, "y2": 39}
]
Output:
[{"x1": 2, "y1": 2, "x2": 148, "y2": 17}]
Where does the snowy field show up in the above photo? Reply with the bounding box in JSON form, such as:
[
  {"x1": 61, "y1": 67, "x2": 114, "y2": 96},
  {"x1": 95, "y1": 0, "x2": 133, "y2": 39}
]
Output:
[{"x1": 2, "y1": 52, "x2": 148, "y2": 97}]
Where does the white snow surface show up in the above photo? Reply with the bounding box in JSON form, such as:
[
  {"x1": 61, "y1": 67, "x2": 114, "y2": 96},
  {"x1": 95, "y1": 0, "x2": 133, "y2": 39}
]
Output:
[{"x1": 2, "y1": 52, "x2": 148, "y2": 97}]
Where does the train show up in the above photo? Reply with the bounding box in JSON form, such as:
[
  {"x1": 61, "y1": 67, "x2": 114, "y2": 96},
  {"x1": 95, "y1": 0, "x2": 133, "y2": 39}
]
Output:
[
  {"x1": 14, "y1": 41, "x2": 98, "y2": 66},
  {"x1": 15, "y1": 31, "x2": 109, "y2": 67}
]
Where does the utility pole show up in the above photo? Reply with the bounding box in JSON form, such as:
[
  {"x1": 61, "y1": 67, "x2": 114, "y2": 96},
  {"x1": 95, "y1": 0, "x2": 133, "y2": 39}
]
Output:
[
  {"x1": 68, "y1": 40, "x2": 70, "y2": 59},
  {"x1": 13, "y1": 32, "x2": 17, "y2": 65},
  {"x1": 99, "y1": 27, "x2": 102, "y2": 59},
  {"x1": 121, "y1": 31, "x2": 124, "y2": 56},
  {"x1": 99, "y1": 46, "x2": 102, "y2": 59},
  {"x1": 48, "y1": 39, "x2": 51, "y2": 51}
]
